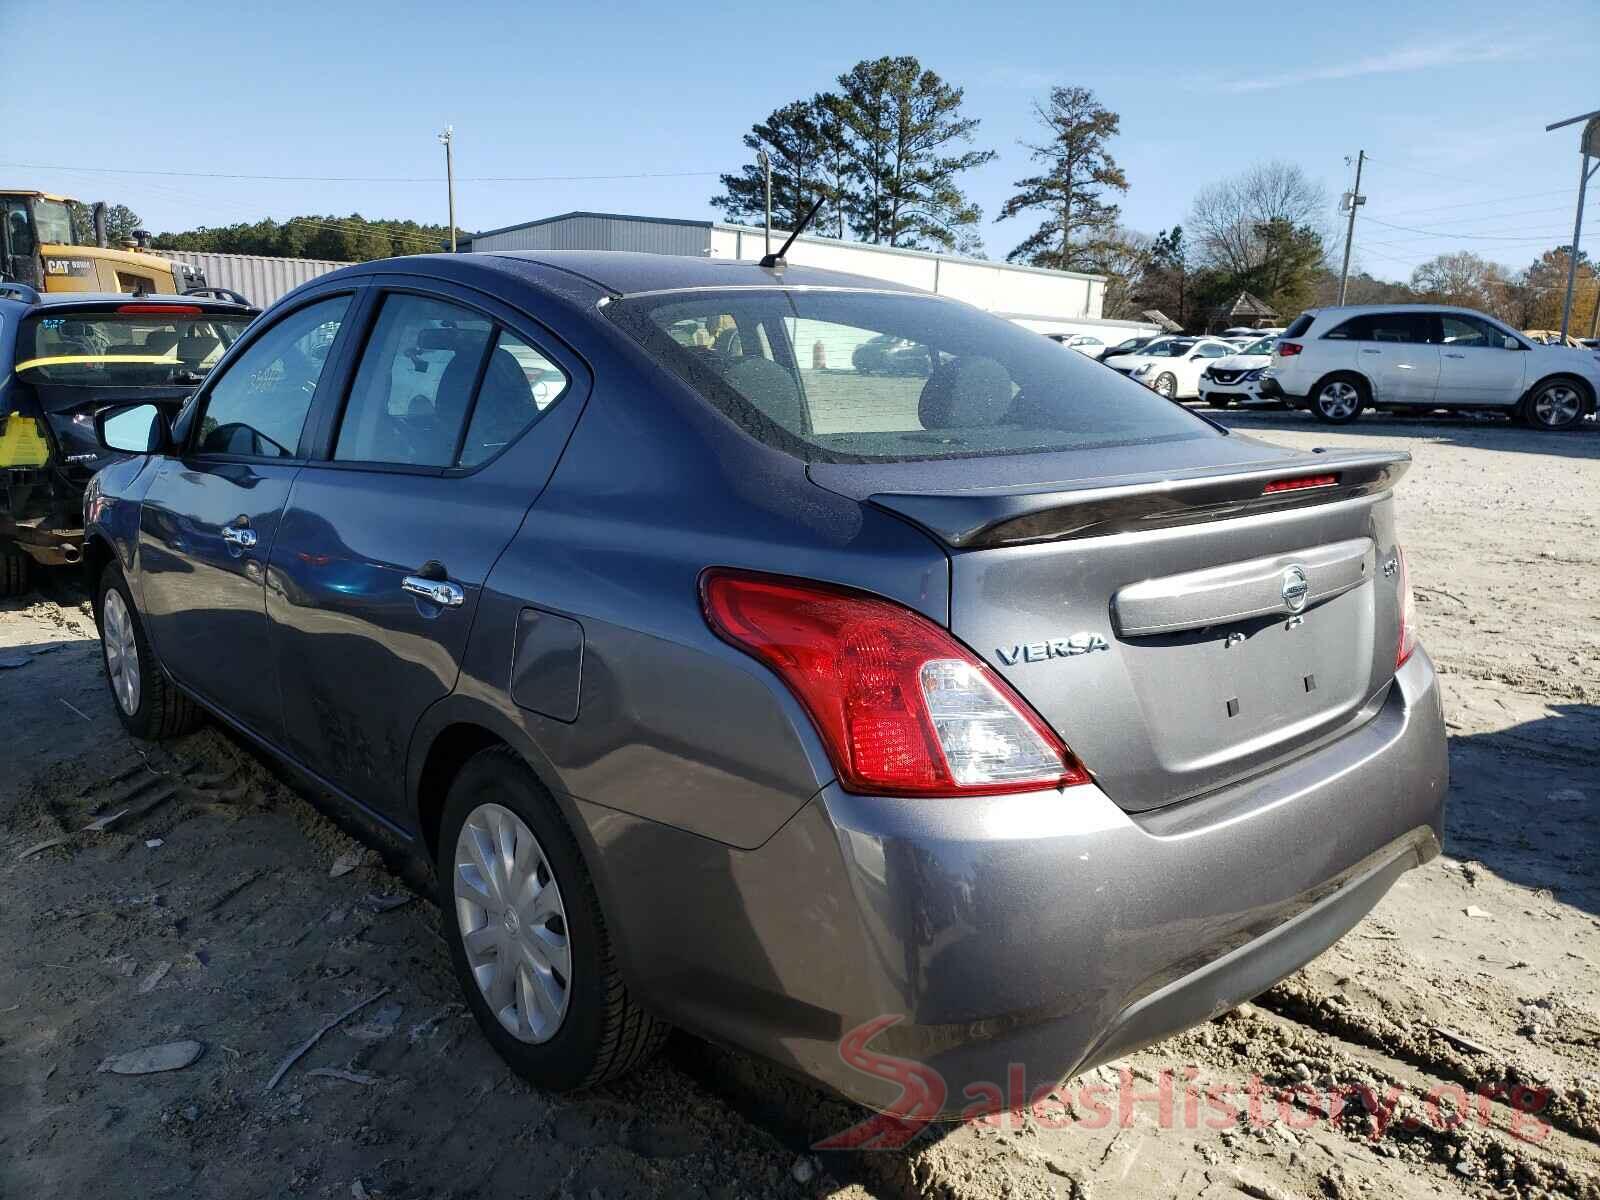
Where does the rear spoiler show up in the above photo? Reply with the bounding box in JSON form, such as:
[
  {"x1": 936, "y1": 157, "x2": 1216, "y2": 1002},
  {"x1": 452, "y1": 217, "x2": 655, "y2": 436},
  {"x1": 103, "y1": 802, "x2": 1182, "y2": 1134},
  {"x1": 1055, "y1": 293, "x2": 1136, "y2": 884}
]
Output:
[{"x1": 868, "y1": 450, "x2": 1411, "y2": 548}]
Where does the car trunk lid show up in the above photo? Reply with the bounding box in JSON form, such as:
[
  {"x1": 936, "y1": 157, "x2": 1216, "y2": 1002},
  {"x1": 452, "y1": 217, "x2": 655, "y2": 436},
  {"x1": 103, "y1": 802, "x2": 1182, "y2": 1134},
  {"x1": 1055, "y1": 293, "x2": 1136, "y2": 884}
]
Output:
[{"x1": 811, "y1": 444, "x2": 1410, "y2": 811}]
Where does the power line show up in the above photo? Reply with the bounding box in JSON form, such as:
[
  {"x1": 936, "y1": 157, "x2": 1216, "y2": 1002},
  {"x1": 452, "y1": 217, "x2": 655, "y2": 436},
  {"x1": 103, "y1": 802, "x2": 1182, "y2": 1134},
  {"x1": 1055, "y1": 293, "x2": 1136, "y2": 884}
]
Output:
[
  {"x1": 1, "y1": 159, "x2": 720, "y2": 184},
  {"x1": 1359, "y1": 213, "x2": 1586, "y2": 242}
]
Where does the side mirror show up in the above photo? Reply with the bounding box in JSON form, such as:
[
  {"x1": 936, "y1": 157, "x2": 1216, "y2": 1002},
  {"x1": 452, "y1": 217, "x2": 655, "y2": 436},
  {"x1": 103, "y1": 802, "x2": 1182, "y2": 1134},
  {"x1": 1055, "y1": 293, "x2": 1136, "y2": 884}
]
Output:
[
  {"x1": 97, "y1": 403, "x2": 172, "y2": 454},
  {"x1": 1503, "y1": 335, "x2": 1523, "y2": 351}
]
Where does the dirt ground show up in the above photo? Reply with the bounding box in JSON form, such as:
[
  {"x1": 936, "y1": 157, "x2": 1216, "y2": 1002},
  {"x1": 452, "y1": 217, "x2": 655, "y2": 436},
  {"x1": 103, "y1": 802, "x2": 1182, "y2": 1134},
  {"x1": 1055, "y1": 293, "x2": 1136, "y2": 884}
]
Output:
[{"x1": 2, "y1": 409, "x2": 1597, "y2": 1200}]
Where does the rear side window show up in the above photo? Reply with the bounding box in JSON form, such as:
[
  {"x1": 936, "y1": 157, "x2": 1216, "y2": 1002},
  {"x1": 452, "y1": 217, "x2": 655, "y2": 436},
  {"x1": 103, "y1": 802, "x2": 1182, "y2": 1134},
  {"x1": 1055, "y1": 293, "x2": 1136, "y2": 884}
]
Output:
[
  {"x1": 607, "y1": 288, "x2": 1217, "y2": 463},
  {"x1": 333, "y1": 294, "x2": 569, "y2": 469},
  {"x1": 195, "y1": 295, "x2": 348, "y2": 458},
  {"x1": 1325, "y1": 312, "x2": 1432, "y2": 344},
  {"x1": 1281, "y1": 313, "x2": 1315, "y2": 338},
  {"x1": 334, "y1": 294, "x2": 493, "y2": 466}
]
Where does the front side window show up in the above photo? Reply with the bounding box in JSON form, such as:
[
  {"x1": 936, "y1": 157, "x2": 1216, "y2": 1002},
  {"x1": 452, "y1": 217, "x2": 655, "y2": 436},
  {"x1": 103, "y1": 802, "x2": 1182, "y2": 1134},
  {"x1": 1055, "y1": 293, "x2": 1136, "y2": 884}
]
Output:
[
  {"x1": 608, "y1": 289, "x2": 1217, "y2": 462},
  {"x1": 195, "y1": 295, "x2": 349, "y2": 458},
  {"x1": 1438, "y1": 314, "x2": 1500, "y2": 348}
]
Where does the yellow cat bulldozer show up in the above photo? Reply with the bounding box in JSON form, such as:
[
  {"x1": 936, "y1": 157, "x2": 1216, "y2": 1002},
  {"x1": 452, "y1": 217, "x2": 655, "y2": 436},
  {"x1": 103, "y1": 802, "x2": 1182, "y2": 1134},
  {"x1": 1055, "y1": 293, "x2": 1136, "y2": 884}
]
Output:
[{"x1": 1, "y1": 189, "x2": 206, "y2": 295}]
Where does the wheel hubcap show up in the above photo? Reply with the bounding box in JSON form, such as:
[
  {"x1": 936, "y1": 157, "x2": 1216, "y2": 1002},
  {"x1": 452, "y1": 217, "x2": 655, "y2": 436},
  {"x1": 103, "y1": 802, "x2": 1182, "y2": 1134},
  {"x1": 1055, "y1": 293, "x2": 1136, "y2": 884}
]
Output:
[
  {"x1": 1157, "y1": 376, "x2": 1174, "y2": 396},
  {"x1": 1319, "y1": 382, "x2": 1357, "y2": 418},
  {"x1": 102, "y1": 590, "x2": 141, "y2": 716},
  {"x1": 1533, "y1": 385, "x2": 1580, "y2": 426},
  {"x1": 453, "y1": 802, "x2": 571, "y2": 1044}
]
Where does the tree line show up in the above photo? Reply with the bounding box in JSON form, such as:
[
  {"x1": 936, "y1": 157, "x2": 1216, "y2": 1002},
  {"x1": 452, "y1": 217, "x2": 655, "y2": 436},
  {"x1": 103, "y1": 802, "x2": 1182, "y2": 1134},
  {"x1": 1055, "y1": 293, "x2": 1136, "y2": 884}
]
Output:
[{"x1": 148, "y1": 214, "x2": 459, "y2": 262}]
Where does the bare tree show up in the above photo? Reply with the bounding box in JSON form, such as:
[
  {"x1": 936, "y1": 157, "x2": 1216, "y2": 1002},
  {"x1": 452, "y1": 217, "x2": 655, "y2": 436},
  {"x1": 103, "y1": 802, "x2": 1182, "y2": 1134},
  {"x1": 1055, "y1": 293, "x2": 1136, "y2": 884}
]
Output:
[
  {"x1": 1409, "y1": 251, "x2": 1511, "y2": 314},
  {"x1": 1084, "y1": 227, "x2": 1154, "y2": 319},
  {"x1": 1189, "y1": 161, "x2": 1331, "y2": 275}
]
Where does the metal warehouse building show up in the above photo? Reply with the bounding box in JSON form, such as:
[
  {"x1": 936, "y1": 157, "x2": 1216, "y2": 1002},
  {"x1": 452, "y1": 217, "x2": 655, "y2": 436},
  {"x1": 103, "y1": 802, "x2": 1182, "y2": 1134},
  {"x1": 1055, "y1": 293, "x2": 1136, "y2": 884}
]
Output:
[{"x1": 463, "y1": 212, "x2": 1155, "y2": 341}]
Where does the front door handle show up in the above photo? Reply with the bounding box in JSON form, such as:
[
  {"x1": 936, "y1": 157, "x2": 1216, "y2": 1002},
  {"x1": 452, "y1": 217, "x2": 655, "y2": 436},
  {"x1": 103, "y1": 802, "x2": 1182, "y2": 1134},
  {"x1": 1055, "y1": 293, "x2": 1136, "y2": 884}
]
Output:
[
  {"x1": 402, "y1": 575, "x2": 465, "y2": 607},
  {"x1": 1444, "y1": 352, "x2": 1466, "y2": 359},
  {"x1": 221, "y1": 526, "x2": 257, "y2": 548},
  {"x1": 1361, "y1": 348, "x2": 1381, "y2": 355}
]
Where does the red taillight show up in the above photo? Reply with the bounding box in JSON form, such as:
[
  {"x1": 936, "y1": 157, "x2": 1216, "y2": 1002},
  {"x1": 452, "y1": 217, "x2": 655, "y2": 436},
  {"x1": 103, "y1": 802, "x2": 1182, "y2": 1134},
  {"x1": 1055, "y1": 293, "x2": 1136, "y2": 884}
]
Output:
[
  {"x1": 118, "y1": 304, "x2": 203, "y2": 315},
  {"x1": 1262, "y1": 473, "x2": 1338, "y2": 494},
  {"x1": 1395, "y1": 547, "x2": 1418, "y2": 668},
  {"x1": 701, "y1": 569, "x2": 1089, "y2": 797},
  {"x1": 1277, "y1": 342, "x2": 1303, "y2": 356}
]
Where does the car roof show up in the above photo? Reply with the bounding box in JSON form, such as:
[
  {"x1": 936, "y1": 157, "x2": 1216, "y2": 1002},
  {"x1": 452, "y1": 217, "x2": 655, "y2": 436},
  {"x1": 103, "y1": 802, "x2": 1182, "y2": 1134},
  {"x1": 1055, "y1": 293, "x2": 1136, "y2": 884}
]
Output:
[
  {"x1": 1302, "y1": 303, "x2": 1505, "y2": 319},
  {"x1": 326, "y1": 250, "x2": 928, "y2": 300}
]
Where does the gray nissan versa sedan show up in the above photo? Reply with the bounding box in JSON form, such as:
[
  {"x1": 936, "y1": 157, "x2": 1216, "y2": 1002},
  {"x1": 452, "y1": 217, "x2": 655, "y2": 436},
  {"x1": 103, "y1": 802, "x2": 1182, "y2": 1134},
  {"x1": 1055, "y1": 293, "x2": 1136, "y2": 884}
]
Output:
[{"x1": 83, "y1": 251, "x2": 1447, "y2": 1117}]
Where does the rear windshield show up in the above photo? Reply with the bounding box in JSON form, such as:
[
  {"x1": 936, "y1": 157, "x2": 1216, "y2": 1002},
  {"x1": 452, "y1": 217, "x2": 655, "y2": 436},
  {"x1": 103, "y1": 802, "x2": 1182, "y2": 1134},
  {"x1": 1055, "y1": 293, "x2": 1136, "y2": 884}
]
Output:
[
  {"x1": 606, "y1": 289, "x2": 1217, "y2": 463},
  {"x1": 17, "y1": 310, "x2": 253, "y2": 387}
]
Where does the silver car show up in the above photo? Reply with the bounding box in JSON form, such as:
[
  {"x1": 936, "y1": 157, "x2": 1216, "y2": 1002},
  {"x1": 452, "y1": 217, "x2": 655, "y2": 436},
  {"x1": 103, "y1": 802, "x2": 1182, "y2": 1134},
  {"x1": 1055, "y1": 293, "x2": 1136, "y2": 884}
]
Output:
[{"x1": 85, "y1": 252, "x2": 1447, "y2": 1115}]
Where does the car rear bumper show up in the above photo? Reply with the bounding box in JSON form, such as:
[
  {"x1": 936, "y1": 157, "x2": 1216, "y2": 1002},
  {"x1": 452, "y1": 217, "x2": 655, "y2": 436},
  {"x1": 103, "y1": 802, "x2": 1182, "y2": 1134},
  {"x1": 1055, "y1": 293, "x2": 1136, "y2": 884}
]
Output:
[{"x1": 579, "y1": 650, "x2": 1447, "y2": 1116}]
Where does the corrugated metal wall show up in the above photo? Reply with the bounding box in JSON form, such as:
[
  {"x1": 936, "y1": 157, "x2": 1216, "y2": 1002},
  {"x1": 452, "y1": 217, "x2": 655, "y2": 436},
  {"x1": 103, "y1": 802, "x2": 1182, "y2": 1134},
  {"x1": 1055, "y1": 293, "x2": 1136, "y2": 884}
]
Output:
[
  {"x1": 157, "y1": 251, "x2": 351, "y2": 308},
  {"x1": 469, "y1": 216, "x2": 711, "y2": 256}
]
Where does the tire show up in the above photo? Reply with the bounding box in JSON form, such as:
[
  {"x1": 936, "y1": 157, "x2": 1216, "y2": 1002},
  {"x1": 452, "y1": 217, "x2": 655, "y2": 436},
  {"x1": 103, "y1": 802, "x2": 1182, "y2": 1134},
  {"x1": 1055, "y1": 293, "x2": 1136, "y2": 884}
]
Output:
[
  {"x1": 1311, "y1": 374, "x2": 1367, "y2": 424},
  {"x1": 0, "y1": 546, "x2": 30, "y2": 597},
  {"x1": 1153, "y1": 373, "x2": 1178, "y2": 399},
  {"x1": 96, "y1": 563, "x2": 201, "y2": 739},
  {"x1": 436, "y1": 746, "x2": 668, "y2": 1091},
  {"x1": 1518, "y1": 377, "x2": 1589, "y2": 432}
]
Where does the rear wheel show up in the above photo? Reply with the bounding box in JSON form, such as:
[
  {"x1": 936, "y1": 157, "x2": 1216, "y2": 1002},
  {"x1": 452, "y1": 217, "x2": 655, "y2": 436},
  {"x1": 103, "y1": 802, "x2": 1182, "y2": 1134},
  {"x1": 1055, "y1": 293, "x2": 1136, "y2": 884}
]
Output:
[
  {"x1": 97, "y1": 565, "x2": 201, "y2": 739},
  {"x1": 1519, "y1": 378, "x2": 1588, "y2": 431},
  {"x1": 1311, "y1": 375, "x2": 1366, "y2": 424},
  {"x1": 437, "y1": 747, "x2": 668, "y2": 1091},
  {"x1": 0, "y1": 546, "x2": 29, "y2": 597}
]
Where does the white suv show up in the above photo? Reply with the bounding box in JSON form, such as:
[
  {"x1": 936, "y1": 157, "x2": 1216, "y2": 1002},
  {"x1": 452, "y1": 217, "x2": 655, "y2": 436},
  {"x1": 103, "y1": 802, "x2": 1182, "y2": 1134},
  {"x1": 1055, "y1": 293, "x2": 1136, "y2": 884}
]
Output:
[{"x1": 1260, "y1": 305, "x2": 1600, "y2": 431}]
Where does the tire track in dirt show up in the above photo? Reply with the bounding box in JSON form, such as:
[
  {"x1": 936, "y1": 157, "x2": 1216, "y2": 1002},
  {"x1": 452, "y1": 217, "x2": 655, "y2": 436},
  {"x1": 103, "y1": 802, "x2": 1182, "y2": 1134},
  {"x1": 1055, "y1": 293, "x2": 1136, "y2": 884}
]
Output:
[
  {"x1": 1258, "y1": 977, "x2": 1600, "y2": 1146},
  {"x1": 1168, "y1": 1002, "x2": 1600, "y2": 1199}
]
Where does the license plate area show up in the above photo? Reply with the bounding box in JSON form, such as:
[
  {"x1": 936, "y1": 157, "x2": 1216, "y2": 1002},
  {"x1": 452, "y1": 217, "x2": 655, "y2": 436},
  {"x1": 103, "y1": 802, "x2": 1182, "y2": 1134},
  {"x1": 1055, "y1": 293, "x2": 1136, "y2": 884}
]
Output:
[{"x1": 1119, "y1": 587, "x2": 1375, "y2": 772}]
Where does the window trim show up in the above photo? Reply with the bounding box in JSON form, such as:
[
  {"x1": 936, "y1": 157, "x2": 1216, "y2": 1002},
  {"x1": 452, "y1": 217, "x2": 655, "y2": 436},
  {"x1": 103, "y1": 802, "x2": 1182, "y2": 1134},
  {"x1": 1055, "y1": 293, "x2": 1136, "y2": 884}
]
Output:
[
  {"x1": 180, "y1": 288, "x2": 363, "y2": 465},
  {"x1": 299, "y1": 280, "x2": 578, "y2": 478}
]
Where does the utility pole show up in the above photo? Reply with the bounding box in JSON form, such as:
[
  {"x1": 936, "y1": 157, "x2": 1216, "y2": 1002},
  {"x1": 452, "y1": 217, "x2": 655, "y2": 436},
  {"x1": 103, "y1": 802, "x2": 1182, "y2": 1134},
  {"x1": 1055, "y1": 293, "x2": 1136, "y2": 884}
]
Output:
[
  {"x1": 1545, "y1": 108, "x2": 1600, "y2": 339},
  {"x1": 1337, "y1": 150, "x2": 1366, "y2": 306},
  {"x1": 758, "y1": 150, "x2": 772, "y2": 258},
  {"x1": 438, "y1": 125, "x2": 456, "y2": 252}
]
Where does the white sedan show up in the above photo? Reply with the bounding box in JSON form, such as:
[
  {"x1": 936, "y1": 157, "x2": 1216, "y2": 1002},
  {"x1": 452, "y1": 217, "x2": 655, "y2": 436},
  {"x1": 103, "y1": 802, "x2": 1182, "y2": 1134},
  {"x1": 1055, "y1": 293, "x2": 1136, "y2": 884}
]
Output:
[
  {"x1": 1102, "y1": 337, "x2": 1238, "y2": 399},
  {"x1": 1197, "y1": 335, "x2": 1278, "y2": 408}
]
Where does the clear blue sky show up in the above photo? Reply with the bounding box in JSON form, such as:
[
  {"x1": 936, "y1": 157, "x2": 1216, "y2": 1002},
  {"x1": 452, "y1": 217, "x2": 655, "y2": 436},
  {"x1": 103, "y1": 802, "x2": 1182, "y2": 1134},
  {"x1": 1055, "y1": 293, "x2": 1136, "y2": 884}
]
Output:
[{"x1": 8, "y1": 0, "x2": 1597, "y2": 280}]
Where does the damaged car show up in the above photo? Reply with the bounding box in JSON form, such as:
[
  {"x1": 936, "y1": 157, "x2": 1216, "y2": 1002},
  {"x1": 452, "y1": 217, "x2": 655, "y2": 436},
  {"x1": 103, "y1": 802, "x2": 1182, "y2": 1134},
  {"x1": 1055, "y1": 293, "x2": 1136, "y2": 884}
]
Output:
[{"x1": 0, "y1": 283, "x2": 255, "y2": 593}]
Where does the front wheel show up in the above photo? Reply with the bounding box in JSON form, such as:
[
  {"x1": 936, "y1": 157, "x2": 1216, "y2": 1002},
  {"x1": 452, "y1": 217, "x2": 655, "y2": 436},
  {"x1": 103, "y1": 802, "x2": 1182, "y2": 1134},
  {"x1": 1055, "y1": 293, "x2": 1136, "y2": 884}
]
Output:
[
  {"x1": 1153, "y1": 373, "x2": 1178, "y2": 399},
  {"x1": 97, "y1": 565, "x2": 201, "y2": 739},
  {"x1": 437, "y1": 747, "x2": 668, "y2": 1091},
  {"x1": 1311, "y1": 376, "x2": 1366, "y2": 424},
  {"x1": 1519, "y1": 379, "x2": 1588, "y2": 431}
]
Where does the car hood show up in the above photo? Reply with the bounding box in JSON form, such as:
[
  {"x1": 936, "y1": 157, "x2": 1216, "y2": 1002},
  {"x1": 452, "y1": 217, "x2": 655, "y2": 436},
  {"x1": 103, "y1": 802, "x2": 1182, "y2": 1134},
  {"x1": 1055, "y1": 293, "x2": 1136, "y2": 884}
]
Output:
[
  {"x1": 1211, "y1": 353, "x2": 1271, "y2": 371},
  {"x1": 1103, "y1": 354, "x2": 1167, "y2": 370}
]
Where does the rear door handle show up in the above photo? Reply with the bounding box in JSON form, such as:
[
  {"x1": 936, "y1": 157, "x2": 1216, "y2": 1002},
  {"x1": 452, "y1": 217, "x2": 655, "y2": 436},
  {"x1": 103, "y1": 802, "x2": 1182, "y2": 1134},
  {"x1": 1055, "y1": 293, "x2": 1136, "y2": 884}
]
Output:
[
  {"x1": 221, "y1": 526, "x2": 257, "y2": 548},
  {"x1": 1444, "y1": 352, "x2": 1466, "y2": 359},
  {"x1": 1361, "y1": 348, "x2": 1381, "y2": 355},
  {"x1": 402, "y1": 576, "x2": 465, "y2": 607}
]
